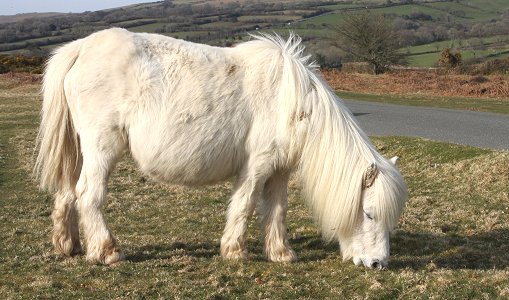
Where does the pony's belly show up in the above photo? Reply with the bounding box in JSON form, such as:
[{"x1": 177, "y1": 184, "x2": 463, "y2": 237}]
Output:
[
  {"x1": 129, "y1": 127, "x2": 244, "y2": 186},
  {"x1": 138, "y1": 151, "x2": 238, "y2": 185}
]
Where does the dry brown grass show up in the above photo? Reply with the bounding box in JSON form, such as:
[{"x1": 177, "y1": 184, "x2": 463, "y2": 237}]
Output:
[{"x1": 323, "y1": 69, "x2": 509, "y2": 99}]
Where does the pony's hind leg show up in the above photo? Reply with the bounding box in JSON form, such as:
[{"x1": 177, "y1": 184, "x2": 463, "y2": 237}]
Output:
[
  {"x1": 52, "y1": 188, "x2": 82, "y2": 256},
  {"x1": 76, "y1": 130, "x2": 126, "y2": 265},
  {"x1": 260, "y1": 172, "x2": 297, "y2": 262}
]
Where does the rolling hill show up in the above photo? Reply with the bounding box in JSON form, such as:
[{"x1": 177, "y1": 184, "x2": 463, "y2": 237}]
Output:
[{"x1": 0, "y1": 0, "x2": 508, "y2": 69}]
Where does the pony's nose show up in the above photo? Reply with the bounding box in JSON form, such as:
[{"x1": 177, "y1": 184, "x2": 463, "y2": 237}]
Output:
[{"x1": 370, "y1": 260, "x2": 382, "y2": 269}]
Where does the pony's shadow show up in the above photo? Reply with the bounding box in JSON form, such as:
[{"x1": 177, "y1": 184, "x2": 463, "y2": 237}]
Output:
[
  {"x1": 291, "y1": 229, "x2": 509, "y2": 270},
  {"x1": 389, "y1": 228, "x2": 509, "y2": 270},
  {"x1": 353, "y1": 112, "x2": 370, "y2": 117},
  {"x1": 126, "y1": 236, "x2": 339, "y2": 263},
  {"x1": 290, "y1": 235, "x2": 340, "y2": 262},
  {"x1": 127, "y1": 229, "x2": 509, "y2": 270}
]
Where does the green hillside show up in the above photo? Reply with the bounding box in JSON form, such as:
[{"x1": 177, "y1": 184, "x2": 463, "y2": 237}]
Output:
[{"x1": 0, "y1": 0, "x2": 508, "y2": 70}]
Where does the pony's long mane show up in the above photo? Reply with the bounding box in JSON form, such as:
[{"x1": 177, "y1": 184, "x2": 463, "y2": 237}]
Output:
[{"x1": 251, "y1": 33, "x2": 407, "y2": 241}]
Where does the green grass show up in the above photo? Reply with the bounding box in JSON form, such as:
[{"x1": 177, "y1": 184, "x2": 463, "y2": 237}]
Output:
[
  {"x1": 315, "y1": 3, "x2": 365, "y2": 10},
  {"x1": 299, "y1": 12, "x2": 345, "y2": 27},
  {"x1": 337, "y1": 91, "x2": 509, "y2": 115},
  {"x1": 300, "y1": 4, "x2": 445, "y2": 27},
  {"x1": 462, "y1": 0, "x2": 509, "y2": 12},
  {"x1": 1, "y1": 77, "x2": 509, "y2": 298},
  {"x1": 425, "y1": 2, "x2": 500, "y2": 21},
  {"x1": 165, "y1": 30, "x2": 211, "y2": 39},
  {"x1": 128, "y1": 22, "x2": 167, "y2": 33},
  {"x1": 405, "y1": 50, "x2": 509, "y2": 67},
  {"x1": 237, "y1": 15, "x2": 301, "y2": 22},
  {"x1": 370, "y1": 4, "x2": 445, "y2": 18},
  {"x1": 403, "y1": 36, "x2": 509, "y2": 55}
]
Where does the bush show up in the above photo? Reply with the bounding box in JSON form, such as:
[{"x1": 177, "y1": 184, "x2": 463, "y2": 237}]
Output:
[{"x1": 437, "y1": 48, "x2": 462, "y2": 69}]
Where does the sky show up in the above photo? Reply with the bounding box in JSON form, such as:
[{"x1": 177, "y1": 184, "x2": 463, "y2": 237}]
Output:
[{"x1": 0, "y1": 0, "x2": 157, "y2": 16}]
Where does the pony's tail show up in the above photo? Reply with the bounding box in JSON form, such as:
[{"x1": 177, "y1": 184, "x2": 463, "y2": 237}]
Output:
[{"x1": 34, "y1": 40, "x2": 82, "y2": 192}]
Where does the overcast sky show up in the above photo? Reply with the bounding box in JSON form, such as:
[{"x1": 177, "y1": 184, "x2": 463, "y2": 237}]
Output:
[{"x1": 1, "y1": 0, "x2": 157, "y2": 15}]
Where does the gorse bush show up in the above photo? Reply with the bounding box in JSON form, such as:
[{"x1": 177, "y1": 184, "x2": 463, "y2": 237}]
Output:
[
  {"x1": 437, "y1": 48, "x2": 462, "y2": 69},
  {"x1": 0, "y1": 54, "x2": 45, "y2": 74}
]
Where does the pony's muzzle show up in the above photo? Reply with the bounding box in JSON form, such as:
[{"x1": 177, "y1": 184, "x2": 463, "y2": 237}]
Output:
[
  {"x1": 369, "y1": 260, "x2": 385, "y2": 269},
  {"x1": 354, "y1": 257, "x2": 388, "y2": 269}
]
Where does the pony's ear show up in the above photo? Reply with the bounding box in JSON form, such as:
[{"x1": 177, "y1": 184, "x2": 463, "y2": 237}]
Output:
[
  {"x1": 390, "y1": 156, "x2": 399, "y2": 166},
  {"x1": 362, "y1": 162, "x2": 379, "y2": 190}
]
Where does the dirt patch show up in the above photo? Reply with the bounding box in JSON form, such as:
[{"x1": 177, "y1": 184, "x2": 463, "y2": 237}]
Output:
[{"x1": 322, "y1": 69, "x2": 509, "y2": 99}]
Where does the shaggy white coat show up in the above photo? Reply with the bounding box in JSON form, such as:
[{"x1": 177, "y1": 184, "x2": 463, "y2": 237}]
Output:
[{"x1": 35, "y1": 28, "x2": 407, "y2": 268}]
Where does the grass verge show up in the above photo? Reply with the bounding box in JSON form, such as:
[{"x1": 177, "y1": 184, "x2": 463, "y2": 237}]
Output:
[
  {"x1": 1, "y1": 78, "x2": 508, "y2": 299},
  {"x1": 337, "y1": 90, "x2": 509, "y2": 115}
]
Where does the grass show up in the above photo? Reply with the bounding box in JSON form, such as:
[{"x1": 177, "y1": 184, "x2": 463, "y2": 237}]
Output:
[
  {"x1": 426, "y1": 1, "x2": 501, "y2": 21},
  {"x1": 336, "y1": 90, "x2": 509, "y2": 115},
  {"x1": 237, "y1": 15, "x2": 301, "y2": 22},
  {"x1": 462, "y1": 0, "x2": 509, "y2": 13},
  {"x1": 1, "y1": 77, "x2": 509, "y2": 298},
  {"x1": 299, "y1": 4, "x2": 445, "y2": 27},
  {"x1": 406, "y1": 49, "x2": 509, "y2": 67},
  {"x1": 127, "y1": 22, "x2": 167, "y2": 33}
]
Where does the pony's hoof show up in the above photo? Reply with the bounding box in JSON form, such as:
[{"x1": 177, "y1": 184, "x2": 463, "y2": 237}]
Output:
[
  {"x1": 87, "y1": 247, "x2": 125, "y2": 265},
  {"x1": 221, "y1": 248, "x2": 248, "y2": 260},
  {"x1": 53, "y1": 236, "x2": 83, "y2": 257},
  {"x1": 267, "y1": 248, "x2": 297, "y2": 263},
  {"x1": 103, "y1": 248, "x2": 125, "y2": 265},
  {"x1": 70, "y1": 244, "x2": 84, "y2": 256}
]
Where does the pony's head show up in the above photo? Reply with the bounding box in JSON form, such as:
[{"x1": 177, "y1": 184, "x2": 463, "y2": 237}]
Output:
[{"x1": 338, "y1": 156, "x2": 406, "y2": 269}]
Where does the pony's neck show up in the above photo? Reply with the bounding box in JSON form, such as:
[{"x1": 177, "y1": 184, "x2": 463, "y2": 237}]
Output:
[{"x1": 297, "y1": 75, "x2": 378, "y2": 241}]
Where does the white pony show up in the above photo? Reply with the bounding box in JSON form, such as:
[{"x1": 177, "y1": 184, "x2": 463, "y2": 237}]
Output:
[{"x1": 35, "y1": 28, "x2": 407, "y2": 268}]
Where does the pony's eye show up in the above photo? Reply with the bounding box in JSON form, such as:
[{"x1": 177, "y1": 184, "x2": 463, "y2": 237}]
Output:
[{"x1": 363, "y1": 210, "x2": 374, "y2": 220}]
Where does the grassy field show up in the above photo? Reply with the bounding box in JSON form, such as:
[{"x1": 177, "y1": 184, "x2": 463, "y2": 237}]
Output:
[
  {"x1": 403, "y1": 35, "x2": 509, "y2": 67},
  {"x1": 337, "y1": 91, "x2": 509, "y2": 115},
  {"x1": 1, "y1": 76, "x2": 509, "y2": 298},
  {"x1": 127, "y1": 22, "x2": 168, "y2": 33}
]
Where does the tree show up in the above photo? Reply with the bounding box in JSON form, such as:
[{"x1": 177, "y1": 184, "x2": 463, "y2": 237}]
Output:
[{"x1": 332, "y1": 11, "x2": 402, "y2": 74}]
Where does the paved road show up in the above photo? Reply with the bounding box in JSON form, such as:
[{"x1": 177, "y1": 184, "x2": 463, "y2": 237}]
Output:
[{"x1": 344, "y1": 100, "x2": 509, "y2": 151}]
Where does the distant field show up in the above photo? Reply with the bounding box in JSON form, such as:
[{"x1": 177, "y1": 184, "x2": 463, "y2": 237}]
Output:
[
  {"x1": 403, "y1": 35, "x2": 509, "y2": 67},
  {"x1": 237, "y1": 14, "x2": 301, "y2": 22},
  {"x1": 299, "y1": 4, "x2": 444, "y2": 27},
  {"x1": 463, "y1": 0, "x2": 509, "y2": 12},
  {"x1": 128, "y1": 22, "x2": 168, "y2": 33},
  {"x1": 315, "y1": 3, "x2": 365, "y2": 10},
  {"x1": 297, "y1": 0, "x2": 506, "y2": 29},
  {"x1": 405, "y1": 50, "x2": 509, "y2": 68}
]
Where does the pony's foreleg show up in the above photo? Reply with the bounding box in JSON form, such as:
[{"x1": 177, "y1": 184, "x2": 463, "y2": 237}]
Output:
[
  {"x1": 52, "y1": 188, "x2": 82, "y2": 256},
  {"x1": 260, "y1": 172, "x2": 297, "y2": 262},
  {"x1": 76, "y1": 132, "x2": 125, "y2": 265},
  {"x1": 220, "y1": 160, "x2": 269, "y2": 260}
]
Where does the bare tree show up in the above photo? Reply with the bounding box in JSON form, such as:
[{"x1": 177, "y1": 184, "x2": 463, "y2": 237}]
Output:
[{"x1": 332, "y1": 11, "x2": 402, "y2": 74}]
